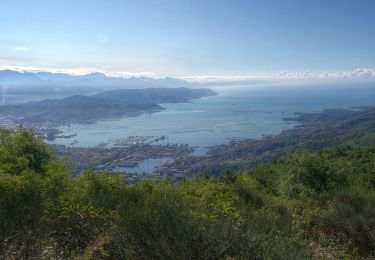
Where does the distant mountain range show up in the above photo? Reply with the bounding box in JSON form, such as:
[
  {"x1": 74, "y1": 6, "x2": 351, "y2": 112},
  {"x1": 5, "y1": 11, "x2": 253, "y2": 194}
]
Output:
[{"x1": 0, "y1": 70, "x2": 191, "y2": 97}]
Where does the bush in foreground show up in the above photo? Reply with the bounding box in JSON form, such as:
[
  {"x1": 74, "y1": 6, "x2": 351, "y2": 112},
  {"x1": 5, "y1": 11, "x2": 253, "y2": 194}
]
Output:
[{"x1": 1, "y1": 128, "x2": 374, "y2": 259}]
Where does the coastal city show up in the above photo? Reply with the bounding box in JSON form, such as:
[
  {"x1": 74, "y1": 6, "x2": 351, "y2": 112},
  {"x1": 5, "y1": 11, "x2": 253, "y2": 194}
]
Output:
[{"x1": 52, "y1": 137, "x2": 195, "y2": 182}]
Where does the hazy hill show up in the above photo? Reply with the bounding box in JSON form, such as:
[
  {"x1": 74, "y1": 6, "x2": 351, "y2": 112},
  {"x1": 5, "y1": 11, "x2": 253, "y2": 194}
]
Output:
[{"x1": 0, "y1": 87, "x2": 216, "y2": 125}]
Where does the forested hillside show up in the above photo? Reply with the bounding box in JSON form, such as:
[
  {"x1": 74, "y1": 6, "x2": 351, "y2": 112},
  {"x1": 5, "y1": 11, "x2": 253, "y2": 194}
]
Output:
[
  {"x1": 0, "y1": 128, "x2": 374, "y2": 259},
  {"x1": 184, "y1": 106, "x2": 375, "y2": 175}
]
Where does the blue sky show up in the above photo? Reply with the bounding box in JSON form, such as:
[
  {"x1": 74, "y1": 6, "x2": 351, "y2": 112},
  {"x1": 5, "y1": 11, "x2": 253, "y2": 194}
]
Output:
[{"x1": 0, "y1": 0, "x2": 375, "y2": 78}]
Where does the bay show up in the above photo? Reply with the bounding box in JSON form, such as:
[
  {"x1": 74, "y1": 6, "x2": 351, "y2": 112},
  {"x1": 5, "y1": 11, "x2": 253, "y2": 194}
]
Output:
[{"x1": 47, "y1": 83, "x2": 375, "y2": 172}]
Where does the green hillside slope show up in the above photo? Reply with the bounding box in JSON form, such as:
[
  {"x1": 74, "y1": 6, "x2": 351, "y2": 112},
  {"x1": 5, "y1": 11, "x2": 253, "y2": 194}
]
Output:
[{"x1": 1, "y1": 128, "x2": 374, "y2": 259}]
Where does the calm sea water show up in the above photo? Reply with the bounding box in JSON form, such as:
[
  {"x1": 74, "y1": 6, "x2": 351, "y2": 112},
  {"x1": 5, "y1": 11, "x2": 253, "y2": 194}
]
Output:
[
  {"x1": 48, "y1": 83, "x2": 375, "y2": 172},
  {"x1": 113, "y1": 157, "x2": 172, "y2": 174}
]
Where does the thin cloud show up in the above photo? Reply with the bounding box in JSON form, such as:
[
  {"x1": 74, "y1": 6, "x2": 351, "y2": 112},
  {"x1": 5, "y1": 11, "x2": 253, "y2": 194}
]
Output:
[
  {"x1": 181, "y1": 68, "x2": 375, "y2": 83},
  {"x1": 0, "y1": 64, "x2": 156, "y2": 78},
  {"x1": 0, "y1": 62, "x2": 374, "y2": 81},
  {"x1": 13, "y1": 46, "x2": 31, "y2": 52},
  {"x1": 271, "y1": 68, "x2": 375, "y2": 79}
]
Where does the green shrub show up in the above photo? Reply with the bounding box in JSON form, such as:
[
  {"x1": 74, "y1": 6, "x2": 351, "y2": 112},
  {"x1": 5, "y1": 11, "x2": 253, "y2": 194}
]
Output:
[
  {"x1": 317, "y1": 190, "x2": 375, "y2": 256},
  {"x1": 1, "y1": 128, "x2": 374, "y2": 259}
]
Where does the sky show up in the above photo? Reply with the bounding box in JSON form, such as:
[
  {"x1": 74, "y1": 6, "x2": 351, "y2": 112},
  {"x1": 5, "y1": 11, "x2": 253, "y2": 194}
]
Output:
[{"x1": 0, "y1": 0, "x2": 375, "y2": 79}]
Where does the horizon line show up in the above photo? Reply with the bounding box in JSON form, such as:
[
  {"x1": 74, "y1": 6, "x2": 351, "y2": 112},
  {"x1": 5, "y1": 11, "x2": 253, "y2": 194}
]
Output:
[{"x1": 0, "y1": 63, "x2": 375, "y2": 82}]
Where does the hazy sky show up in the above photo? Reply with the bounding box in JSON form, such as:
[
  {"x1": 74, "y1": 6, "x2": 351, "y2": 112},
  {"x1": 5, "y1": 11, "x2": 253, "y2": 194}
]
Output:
[{"x1": 1, "y1": 0, "x2": 375, "y2": 77}]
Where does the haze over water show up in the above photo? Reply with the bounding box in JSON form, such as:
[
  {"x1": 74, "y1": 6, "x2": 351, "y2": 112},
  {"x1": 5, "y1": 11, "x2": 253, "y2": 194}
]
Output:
[{"x1": 49, "y1": 83, "x2": 375, "y2": 154}]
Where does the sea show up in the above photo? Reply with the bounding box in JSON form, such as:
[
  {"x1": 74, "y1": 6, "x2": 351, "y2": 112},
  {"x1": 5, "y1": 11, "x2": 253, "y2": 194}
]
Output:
[{"x1": 47, "y1": 82, "x2": 375, "y2": 173}]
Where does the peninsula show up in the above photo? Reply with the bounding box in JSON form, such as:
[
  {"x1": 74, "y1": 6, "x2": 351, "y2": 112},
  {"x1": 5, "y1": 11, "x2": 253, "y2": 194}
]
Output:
[{"x1": 0, "y1": 87, "x2": 217, "y2": 131}]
